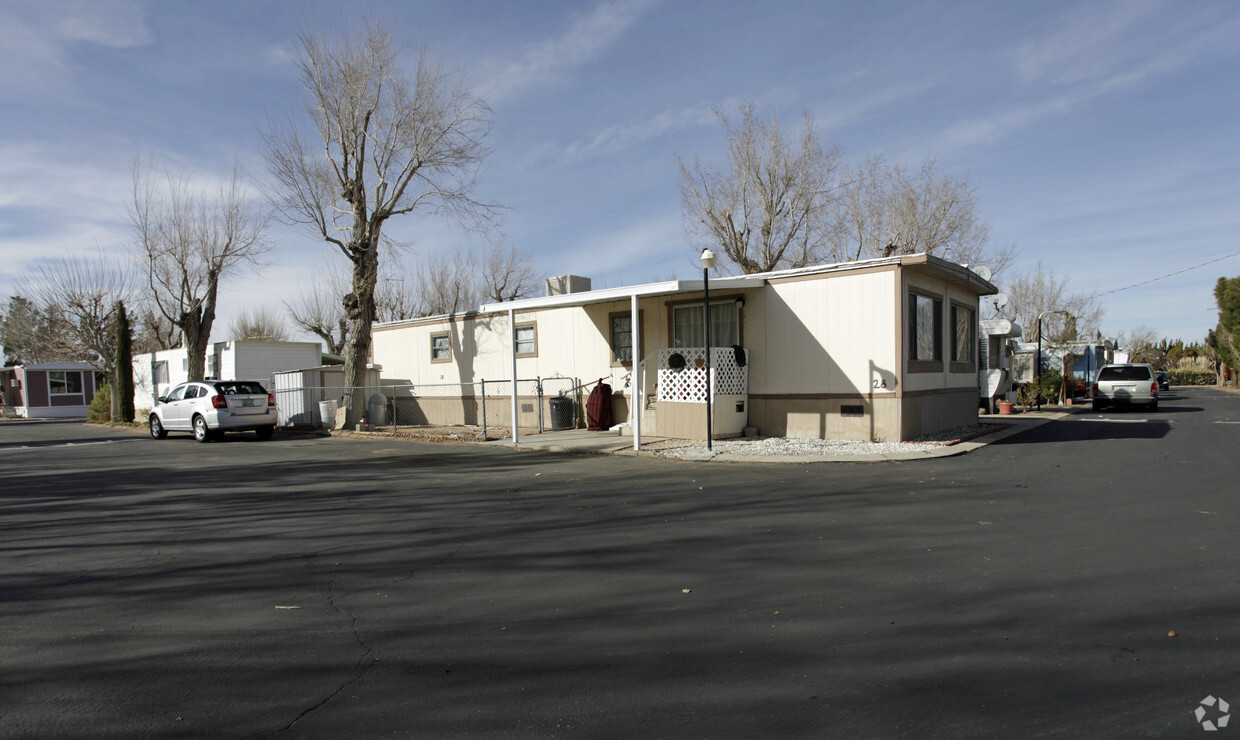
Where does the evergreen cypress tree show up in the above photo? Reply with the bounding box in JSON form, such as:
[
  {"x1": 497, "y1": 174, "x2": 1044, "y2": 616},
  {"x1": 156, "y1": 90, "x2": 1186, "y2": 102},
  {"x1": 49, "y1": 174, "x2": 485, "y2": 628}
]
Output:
[{"x1": 115, "y1": 301, "x2": 135, "y2": 423}]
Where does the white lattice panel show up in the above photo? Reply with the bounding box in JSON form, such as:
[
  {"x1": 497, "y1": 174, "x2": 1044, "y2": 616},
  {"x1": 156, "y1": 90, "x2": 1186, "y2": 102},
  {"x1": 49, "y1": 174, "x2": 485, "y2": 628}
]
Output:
[{"x1": 657, "y1": 347, "x2": 748, "y2": 403}]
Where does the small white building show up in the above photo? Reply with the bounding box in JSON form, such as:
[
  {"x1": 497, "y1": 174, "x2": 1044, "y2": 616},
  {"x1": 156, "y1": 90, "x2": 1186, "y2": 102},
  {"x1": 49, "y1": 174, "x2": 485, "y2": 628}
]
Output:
[
  {"x1": 370, "y1": 254, "x2": 996, "y2": 443},
  {"x1": 132, "y1": 340, "x2": 323, "y2": 411}
]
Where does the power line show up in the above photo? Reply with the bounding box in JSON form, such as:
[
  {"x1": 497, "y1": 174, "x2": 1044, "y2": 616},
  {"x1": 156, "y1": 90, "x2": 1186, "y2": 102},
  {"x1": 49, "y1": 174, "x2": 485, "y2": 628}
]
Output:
[{"x1": 1094, "y1": 249, "x2": 1240, "y2": 297}]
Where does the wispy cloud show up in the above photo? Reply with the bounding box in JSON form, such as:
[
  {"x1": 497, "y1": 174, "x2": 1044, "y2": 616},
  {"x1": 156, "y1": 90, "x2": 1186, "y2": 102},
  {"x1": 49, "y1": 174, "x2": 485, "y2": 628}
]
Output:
[
  {"x1": 933, "y1": 5, "x2": 1240, "y2": 154},
  {"x1": 53, "y1": 0, "x2": 154, "y2": 49},
  {"x1": 1012, "y1": 0, "x2": 1162, "y2": 85},
  {"x1": 484, "y1": 0, "x2": 659, "y2": 102},
  {"x1": 528, "y1": 102, "x2": 719, "y2": 165},
  {"x1": 0, "y1": 0, "x2": 153, "y2": 101}
]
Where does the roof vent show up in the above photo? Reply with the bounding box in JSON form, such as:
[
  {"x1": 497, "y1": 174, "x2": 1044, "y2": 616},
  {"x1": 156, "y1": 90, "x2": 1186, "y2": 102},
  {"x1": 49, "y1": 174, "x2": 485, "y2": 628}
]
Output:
[{"x1": 545, "y1": 275, "x2": 592, "y2": 296}]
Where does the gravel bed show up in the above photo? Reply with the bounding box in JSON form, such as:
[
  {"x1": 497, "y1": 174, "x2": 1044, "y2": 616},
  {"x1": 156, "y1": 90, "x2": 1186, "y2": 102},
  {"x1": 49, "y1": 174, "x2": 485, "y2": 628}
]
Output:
[{"x1": 644, "y1": 422, "x2": 1006, "y2": 458}]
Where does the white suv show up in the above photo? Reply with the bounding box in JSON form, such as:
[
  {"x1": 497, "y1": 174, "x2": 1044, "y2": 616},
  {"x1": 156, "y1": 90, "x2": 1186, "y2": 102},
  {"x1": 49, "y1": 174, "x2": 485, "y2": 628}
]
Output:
[
  {"x1": 1092, "y1": 363, "x2": 1158, "y2": 412},
  {"x1": 150, "y1": 380, "x2": 277, "y2": 442}
]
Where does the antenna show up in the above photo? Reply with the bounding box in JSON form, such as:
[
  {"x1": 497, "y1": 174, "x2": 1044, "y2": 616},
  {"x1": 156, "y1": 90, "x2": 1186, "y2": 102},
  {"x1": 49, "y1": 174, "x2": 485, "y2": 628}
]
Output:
[
  {"x1": 972, "y1": 265, "x2": 993, "y2": 282},
  {"x1": 991, "y1": 292, "x2": 1009, "y2": 311}
]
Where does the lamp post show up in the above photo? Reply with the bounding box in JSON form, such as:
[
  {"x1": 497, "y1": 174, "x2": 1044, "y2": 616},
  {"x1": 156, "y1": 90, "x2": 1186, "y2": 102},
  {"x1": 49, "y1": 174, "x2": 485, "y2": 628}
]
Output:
[
  {"x1": 701, "y1": 248, "x2": 716, "y2": 451},
  {"x1": 1036, "y1": 310, "x2": 1070, "y2": 411}
]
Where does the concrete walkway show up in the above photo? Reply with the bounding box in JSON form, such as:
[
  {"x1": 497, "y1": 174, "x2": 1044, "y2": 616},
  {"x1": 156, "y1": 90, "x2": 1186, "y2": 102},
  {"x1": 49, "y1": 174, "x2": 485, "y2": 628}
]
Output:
[{"x1": 484, "y1": 406, "x2": 1082, "y2": 463}]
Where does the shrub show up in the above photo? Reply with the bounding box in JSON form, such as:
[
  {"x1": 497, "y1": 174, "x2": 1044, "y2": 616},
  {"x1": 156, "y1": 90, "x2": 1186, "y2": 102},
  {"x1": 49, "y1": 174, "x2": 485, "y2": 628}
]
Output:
[
  {"x1": 1038, "y1": 368, "x2": 1063, "y2": 401},
  {"x1": 87, "y1": 384, "x2": 112, "y2": 422},
  {"x1": 1016, "y1": 383, "x2": 1039, "y2": 411},
  {"x1": 1167, "y1": 369, "x2": 1216, "y2": 386}
]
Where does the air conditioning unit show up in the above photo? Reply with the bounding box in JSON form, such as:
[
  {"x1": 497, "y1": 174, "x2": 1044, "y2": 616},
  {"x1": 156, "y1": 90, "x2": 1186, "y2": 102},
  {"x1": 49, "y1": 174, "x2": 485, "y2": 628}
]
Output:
[{"x1": 545, "y1": 275, "x2": 592, "y2": 296}]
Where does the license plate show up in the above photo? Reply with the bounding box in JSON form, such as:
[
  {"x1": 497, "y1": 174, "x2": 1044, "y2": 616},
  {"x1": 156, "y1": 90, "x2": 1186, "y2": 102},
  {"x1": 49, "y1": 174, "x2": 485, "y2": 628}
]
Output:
[{"x1": 241, "y1": 399, "x2": 255, "y2": 407}]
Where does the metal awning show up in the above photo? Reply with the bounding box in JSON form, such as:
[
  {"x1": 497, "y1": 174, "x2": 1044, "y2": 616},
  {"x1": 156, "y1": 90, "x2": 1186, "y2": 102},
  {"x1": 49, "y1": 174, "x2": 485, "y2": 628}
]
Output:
[{"x1": 481, "y1": 276, "x2": 766, "y2": 451}]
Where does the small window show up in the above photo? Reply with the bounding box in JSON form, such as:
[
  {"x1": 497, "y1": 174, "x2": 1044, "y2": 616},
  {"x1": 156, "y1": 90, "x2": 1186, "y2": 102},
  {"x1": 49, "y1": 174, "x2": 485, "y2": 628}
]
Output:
[
  {"x1": 611, "y1": 314, "x2": 633, "y2": 365},
  {"x1": 515, "y1": 323, "x2": 537, "y2": 358},
  {"x1": 909, "y1": 293, "x2": 942, "y2": 362},
  {"x1": 951, "y1": 304, "x2": 976, "y2": 365},
  {"x1": 48, "y1": 371, "x2": 83, "y2": 395},
  {"x1": 431, "y1": 332, "x2": 451, "y2": 363}
]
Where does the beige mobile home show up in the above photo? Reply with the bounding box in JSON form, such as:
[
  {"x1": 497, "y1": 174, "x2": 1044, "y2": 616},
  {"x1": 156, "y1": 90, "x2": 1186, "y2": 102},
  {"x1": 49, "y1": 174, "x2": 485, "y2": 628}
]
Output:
[{"x1": 371, "y1": 254, "x2": 995, "y2": 443}]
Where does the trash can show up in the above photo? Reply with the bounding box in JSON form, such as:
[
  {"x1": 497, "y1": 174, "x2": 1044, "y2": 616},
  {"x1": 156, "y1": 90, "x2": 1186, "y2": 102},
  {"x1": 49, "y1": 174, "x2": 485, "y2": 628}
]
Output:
[
  {"x1": 318, "y1": 400, "x2": 338, "y2": 430},
  {"x1": 549, "y1": 396, "x2": 575, "y2": 430},
  {"x1": 367, "y1": 393, "x2": 387, "y2": 426}
]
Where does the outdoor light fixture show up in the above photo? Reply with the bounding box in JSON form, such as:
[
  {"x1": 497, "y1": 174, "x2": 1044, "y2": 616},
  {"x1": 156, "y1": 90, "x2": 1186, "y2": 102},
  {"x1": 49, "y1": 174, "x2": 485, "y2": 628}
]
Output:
[
  {"x1": 701, "y1": 249, "x2": 716, "y2": 451},
  {"x1": 1036, "y1": 310, "x2": 1071, "y2": 412}
]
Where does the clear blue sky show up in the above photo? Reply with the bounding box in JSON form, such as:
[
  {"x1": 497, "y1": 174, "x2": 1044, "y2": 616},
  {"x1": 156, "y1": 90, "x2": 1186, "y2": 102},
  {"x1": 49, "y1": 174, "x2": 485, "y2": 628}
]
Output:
[{"x1": 2, "y1": 0, "x2": 1238, "y2": 345}]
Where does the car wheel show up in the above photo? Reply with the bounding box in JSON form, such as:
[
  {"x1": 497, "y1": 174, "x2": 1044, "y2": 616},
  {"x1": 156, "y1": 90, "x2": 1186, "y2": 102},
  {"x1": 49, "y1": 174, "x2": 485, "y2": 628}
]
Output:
[
  {"x1": 1092, "y1": 401, "x2": 1103, "y2": 412},
  {"x1": 193, "y1": 415, "x2": 212, "y2": 443},
  {"x1": 1150, "y1": 400, "x2": 1158, "y2": 412},
  {"x1": 254, "y1": 426, "x2": 274, "y2": 440},
  {"x1": 149, "y1": 414, "x2": 167, "y2": 439}
]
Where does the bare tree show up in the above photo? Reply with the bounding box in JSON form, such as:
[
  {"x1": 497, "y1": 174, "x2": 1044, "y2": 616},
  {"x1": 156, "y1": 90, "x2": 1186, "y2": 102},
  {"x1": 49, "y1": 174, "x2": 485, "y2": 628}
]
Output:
[
  {"x1": 679, "y1": 101, "x2": 844, "y2": 275},
  {"x1": 414, "y1": 251, "x2": 478, "y2": 316},
  {"x1": 998, "y1": 260, "x2": 1103, "y2": 343},
  {"x1": 288, "y1": 241, "x2": 534, "y2": 345},
  {"x1": 285, "y1": 269, "x2": 352, "y2": 355},
  {"x1": 264, "y1": 20, "x2": 498, "y2": 424},
  {"x1": 134, "y1": 306, "x2": 182, "y2": 353},
  {"x1": 229, "y1": 306, "x2": 290, "y2": 342},
  {"x1": 1116, "y1": 326, "x2": 1160, "y2": 363},
  {"x1": 18, "y1": 250, "x2": 135, "y2": 375},
  {"x1": 479, "y1": 241, "x2": 538, "y2": 303},
  {"x1": 840, "y1": 157, "x2": 1016, "y2": 275},
  {"x1": 131, "y1": 160, "x2": 271, "y2": 380}
]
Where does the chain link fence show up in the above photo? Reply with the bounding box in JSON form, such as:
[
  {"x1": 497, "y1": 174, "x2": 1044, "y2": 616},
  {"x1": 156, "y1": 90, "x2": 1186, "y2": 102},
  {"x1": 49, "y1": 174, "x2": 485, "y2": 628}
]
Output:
[{"x1": 272, "y1": 376, "x2": 582, "y2": 440}]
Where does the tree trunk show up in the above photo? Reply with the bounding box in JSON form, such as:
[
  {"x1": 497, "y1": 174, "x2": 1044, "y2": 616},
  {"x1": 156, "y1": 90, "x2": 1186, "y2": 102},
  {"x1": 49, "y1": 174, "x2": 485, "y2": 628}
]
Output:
[
  {"x1": 183, "y1": 276, "x2": 219, "y2": 382},
  {"x1": 343, "y1": 245, "x2": 380, "y2": 427}
]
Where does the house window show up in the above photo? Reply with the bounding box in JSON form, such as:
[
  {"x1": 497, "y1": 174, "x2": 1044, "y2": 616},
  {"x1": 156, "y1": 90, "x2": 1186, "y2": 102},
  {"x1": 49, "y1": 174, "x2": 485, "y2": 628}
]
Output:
[
  {"x1": 515, "y1": 322, "x2": 537, "y2": 358},
  {"x1": 49, "y1": 371, "x2": 83, "y2": 395},
  {"x1": 951, "y1": 304, "x2": 976, "y2": 366},
  {"x1": 431, "y1": 332, "x2": 451, "y2": 363},
  {"x1": 610, "y1": 314, "x2": 634, "y2": 365},
  {"x1": 672, "y1": 301, "x2": 739, "y2": 348},
  {"x1": 909, "y1": 292, "x2": 942, "y2": 362}
]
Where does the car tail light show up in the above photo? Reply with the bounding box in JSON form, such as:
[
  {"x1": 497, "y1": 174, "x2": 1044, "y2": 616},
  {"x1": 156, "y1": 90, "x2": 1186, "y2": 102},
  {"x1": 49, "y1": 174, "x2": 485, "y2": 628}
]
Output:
[
  {"x1": 268, "y1": 394, "x2": 276, "y2": 407},
  {"x1": 211, "y1": 395, "x2": 228, "y2": 409},
  {"x1": 1151, "y1": 382, "x2": 1158, "y2": 393},
  {"x1": 1092, "y1": 383, "x2": 1098, "y2": 393}
]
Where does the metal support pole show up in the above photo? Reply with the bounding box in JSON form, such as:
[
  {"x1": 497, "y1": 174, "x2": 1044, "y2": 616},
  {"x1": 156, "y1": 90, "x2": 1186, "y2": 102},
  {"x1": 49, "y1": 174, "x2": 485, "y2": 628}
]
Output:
[
  {"x1": 1037, "y1": 316, "x2": 1043, "y2": 412},
  {"x1": 481, "y1": 379, "x2": 487, "y2": 440},
  {"x1": 704, "y1": 267, "x2": 713, "y2": 451},
  {"x1": 631, "y1": 292, "x2": 641, "y2": 452},
  {"x1": 509, "y1": 308, "x2": 519, "y2": 445},
  {"x1": 537, "y1": 377, "x2": 544, "y2": 434}
]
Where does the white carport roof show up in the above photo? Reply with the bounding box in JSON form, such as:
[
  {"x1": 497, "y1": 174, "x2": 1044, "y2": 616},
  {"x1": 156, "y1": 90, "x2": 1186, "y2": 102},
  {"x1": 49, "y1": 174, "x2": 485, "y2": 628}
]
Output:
[{"x1": 478, "y1": 275, "x2": 768, "y2": 314}]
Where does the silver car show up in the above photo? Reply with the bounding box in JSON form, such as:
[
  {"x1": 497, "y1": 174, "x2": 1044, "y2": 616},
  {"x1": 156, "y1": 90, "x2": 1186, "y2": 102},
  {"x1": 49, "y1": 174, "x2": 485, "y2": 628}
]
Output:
[
  {"x1": 1092, "y1": 363, "x2": 1158, "y2": 412},
  {"x1": 149, "y1": 380, "x2": 277, "y2": 442}
]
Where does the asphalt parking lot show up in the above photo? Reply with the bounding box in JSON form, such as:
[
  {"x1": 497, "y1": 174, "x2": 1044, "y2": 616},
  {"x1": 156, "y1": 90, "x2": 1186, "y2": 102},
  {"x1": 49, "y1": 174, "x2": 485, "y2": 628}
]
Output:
[{"x1": 2, "y1": 387, "x2": 1238, "y2": 738}]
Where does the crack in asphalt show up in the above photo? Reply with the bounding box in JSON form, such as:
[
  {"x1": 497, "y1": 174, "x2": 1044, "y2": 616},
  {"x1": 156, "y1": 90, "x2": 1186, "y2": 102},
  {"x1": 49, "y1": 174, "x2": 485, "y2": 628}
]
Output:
[{"x1": 275, "y1": 582, "x2": 377, "y2": 735}]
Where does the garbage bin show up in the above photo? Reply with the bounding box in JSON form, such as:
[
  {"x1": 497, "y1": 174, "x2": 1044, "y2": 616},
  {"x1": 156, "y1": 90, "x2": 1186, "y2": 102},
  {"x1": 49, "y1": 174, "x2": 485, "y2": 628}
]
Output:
[
  {"x1": 549, "y1": 396, "x2": 575, "y2": 430},
  {"x1": 318, "y1": 400, "x2": 338, "y2": 430},
  {"x1": 367, "y1": 393, "x2": 387, "y2": 426}
]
